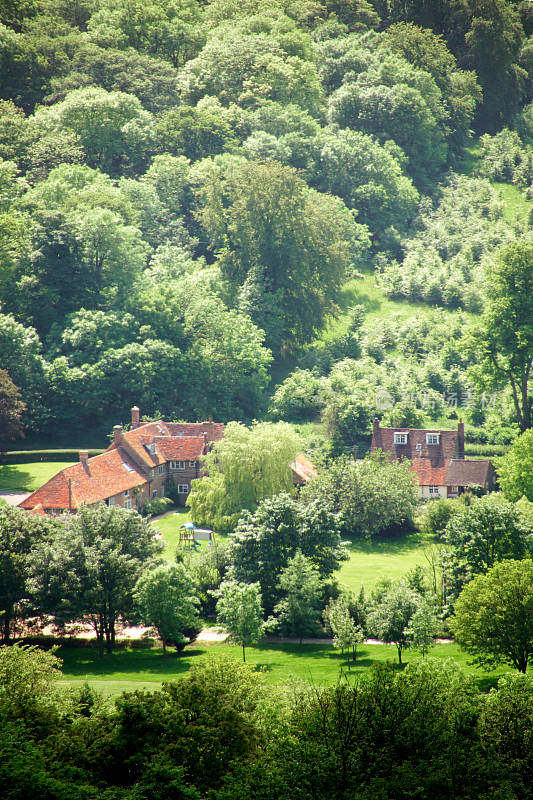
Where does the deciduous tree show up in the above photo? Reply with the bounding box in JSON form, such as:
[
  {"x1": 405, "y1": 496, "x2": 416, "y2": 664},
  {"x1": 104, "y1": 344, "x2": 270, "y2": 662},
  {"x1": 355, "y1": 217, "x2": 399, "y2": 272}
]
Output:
[
  {"x1": 468, "y1": 238, "x2": 533, "y2": 431},
  {"x1": 134, "y1": 563, "x2": 201, "y2": 655},
  {"x1": 215, "y1": 580, "x2": 264, "y2": 662},
  {"x1": 188, "y1": 421, "x2": 301, "y2": 532},
  {"x1": 451, "y1": 559, "x2": 533, "y2": 673}
]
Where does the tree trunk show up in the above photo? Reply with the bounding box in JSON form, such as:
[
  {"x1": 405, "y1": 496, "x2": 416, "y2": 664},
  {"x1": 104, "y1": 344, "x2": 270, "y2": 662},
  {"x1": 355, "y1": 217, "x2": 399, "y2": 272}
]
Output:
[
  {"x1": 518, "y1": 652, "x2": 528, "y2": 673},
  {"x1": 397, "y1": 644, "x2": 402, "y2": 665},
  {"x1": 162, "y1": 638, "x2": 166, "y2": 658},
  {"x1": 242, "y1": 643, "x2": 246, "y2": 663},
  {"x1": 2, "y1": 611, "x2": 10, "y2": 644},
  {"x1": 96, "y1": 615, "x2": 105, "y2": 658}
]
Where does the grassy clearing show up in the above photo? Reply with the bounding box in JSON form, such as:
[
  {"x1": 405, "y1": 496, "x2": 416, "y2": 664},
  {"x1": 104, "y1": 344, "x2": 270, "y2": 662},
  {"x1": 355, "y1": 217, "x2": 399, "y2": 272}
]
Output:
[
  {"x1": 151, "y1": 507, "x2": 228, "y2": 562},
  {"x1": 493, "y1": 181, "x2": 532, "y2": 226},
  {"x1": 0, "y1": 461, "x2": 74, "y2": 492},
  {"x1": 337, "y1": 531, "x2": 435, "y2": 595},
  {"x1": 57, "y1": 640, "x2": 512, "y2": 699},
  {"x1": 151, "y1": 507, "x2": 194, "y2": 561},
  {"x1": 152, "y1": 507, "x2": 430, "y2": 596}
]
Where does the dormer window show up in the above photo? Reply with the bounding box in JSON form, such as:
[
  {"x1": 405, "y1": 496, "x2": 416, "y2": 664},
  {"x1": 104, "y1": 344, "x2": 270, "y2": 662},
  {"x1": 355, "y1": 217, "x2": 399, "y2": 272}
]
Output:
[
  {"x1": 148, "y1": 443, "x2": 156, "y2": 455},
  {"x1": 394, "y1": 433, "x2": 408, "y2": 445},
  {"x1": 426, "y1": 433, "x2": 440, "y2": 445}
]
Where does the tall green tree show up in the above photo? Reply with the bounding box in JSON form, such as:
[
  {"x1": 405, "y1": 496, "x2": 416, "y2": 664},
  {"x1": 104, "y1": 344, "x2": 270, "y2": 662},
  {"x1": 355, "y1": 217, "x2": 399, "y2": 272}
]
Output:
[
  {"x1": 230, "y1": 493, "x2": 345, "y2": 615},
  {"x1": 452, "y1": 559, "x2": 533, "y2": 673},
  {"x1": 30, "y1": 504, "x2": 163, "y2": 654},
  {"x1": 0, "y1": 506, "x2": 59, "y2": 643},
  {"x1": 194, "y1": 157, "x2": 369, "y2": 353},
  {"x1": 269, "y1": 551, "x2": 324, "y2": 642},
  {"x1": 134, "y1": 563, "x2": 201, "y2": 656},
  {"x1": 0, "y1": 369, "x2": 25, "y2": 452},
  {"x1": 497, "y1": 428, "x2": 533, "y2": 502},
  {"x1": 188, "y1": 421, "x2": 301, "y2": 532},
  {"x1": 215, "y1": 580, "x2": 264, "y2": 662},
  {"x1": 31, "y1": 87, "x2": 153, "y2": 175},
  {"x1": 468, "y1": 239, "x2": 533, "y2": 431},
  {"x1": 442, "y1": 493, "x2": 532, "y2": 603}
]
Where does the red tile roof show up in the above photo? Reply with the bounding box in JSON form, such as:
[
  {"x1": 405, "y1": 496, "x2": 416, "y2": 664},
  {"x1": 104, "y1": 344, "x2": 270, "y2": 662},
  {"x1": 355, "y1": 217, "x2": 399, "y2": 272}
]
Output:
[
  {"x1": 409, "y1": 458, "x2": 448, "y2": 487},
  {"x1": 19, "y1": 450, "x2": 146, "y2": 511},
  {"x1": 154, "y1": 436, "x2": 206, "y2": 461},
  {"x1": 291, "y1": 454, "x2": 318, "y2": 484},
  {"x1": 165, "y1": 421, "x2": 225, "y2": 441},
  {"x1": 444, "y1": 459, "x2": 494, "y2": 487}
]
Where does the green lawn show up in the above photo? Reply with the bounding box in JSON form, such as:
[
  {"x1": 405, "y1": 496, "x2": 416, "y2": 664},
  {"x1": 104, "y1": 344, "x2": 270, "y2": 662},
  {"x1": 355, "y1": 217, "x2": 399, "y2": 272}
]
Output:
[
  {"x1": 57, "y1": 640, "x2": 512, "y2": 699},
  {"x1": 153, "y1": 508, "x2": 430, "y2": 595},
  {"x1": 338, "y1": 531, "x2": 435, "y2": 595},
  {"x1": 151, "y1": 506, "x2": 195, "y2": 561},
  {"x1": 0, "y1": 461, "x2": 75, "y2": 492}
]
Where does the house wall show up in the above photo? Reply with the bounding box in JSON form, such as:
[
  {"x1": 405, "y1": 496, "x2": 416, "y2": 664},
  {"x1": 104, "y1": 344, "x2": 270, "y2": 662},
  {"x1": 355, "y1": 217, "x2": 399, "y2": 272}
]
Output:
[
  {"x1": 420, "y1": 485, "x2": 447, "y2": 500},
  {"x1": 167, "y1": 460, "x2": 200, "y2": 505},
  {"x1": 105, "y1": 482, "x2": 151, "y2": 510}
]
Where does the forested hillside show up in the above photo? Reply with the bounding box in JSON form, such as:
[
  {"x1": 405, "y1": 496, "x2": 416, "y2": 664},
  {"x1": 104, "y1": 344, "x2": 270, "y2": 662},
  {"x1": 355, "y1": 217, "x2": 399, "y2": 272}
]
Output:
[{"x1": 1, "y1": 0, "x2": 532, "y2": 445}]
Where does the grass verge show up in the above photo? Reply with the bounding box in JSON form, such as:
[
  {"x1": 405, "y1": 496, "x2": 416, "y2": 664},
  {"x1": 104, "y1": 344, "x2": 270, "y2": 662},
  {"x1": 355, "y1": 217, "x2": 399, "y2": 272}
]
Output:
[
  {"x1": 0, "y1": 461, "x2": 75, "y2": 492},
  {"x1": 57, "y1": 640, "x2": 512, "y2": 699}
]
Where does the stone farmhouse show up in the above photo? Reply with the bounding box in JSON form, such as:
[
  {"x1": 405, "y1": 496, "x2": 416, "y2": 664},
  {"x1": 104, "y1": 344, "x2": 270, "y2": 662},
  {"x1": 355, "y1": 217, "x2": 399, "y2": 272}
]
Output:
[
  {"x1": 19, "y1": 407, "x2": 224, "y2": 514},
  {"x1": 370, "y1": 418, "x2": 496, "y2": 499}
]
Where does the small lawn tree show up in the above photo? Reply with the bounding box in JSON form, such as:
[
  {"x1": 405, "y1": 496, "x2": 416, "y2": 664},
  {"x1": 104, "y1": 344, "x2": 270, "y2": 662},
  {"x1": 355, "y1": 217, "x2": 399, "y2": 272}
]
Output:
[
  {"x1": 405, "y1": 598, "x2": 438, "y2": 658},
  {"x1": 134, "y1": 563, "x2": 201, "y2": 656},
  {"x1": 215, "y1": 580, "x2": 264, "y2": 662},
  {"x1": 269, "y1": 551, "x2": 324, "y2": 643},
  {"x1": 367, "y1": 583, "x2": 421, "y2": 664},
  {"x1": 324, "y1": 596, "x2": 365, "y2": 665},
  {"x1": 451, "y1": 559, "x2": 533, "y2": 674}
]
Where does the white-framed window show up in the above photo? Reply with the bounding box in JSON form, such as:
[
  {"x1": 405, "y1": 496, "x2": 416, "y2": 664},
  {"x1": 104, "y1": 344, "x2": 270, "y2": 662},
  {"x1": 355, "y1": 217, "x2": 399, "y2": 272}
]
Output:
[
  {"x1": 177, "y1": 484, "x2": 189, "y2": 493},
  {"x1": 428, "y1": 485, "x2": 440, "y2": 496},
  {"x1": 158, "y1": 464, "x2": 164, "y2": 475},
  {"x1": 188, "y1": 460, "x2": 196, "y2": 467},
  {"x1": 123, "y1": 490, "x2": 129, "y2": 497},
  {"x1": 394, "y1": 433, "x2": 408, "y2": 445},
  {"x1": 449, "y1": 485, "x2": 458, "y2": 493},
  {"x1": 426, "y1": 433, "x2": 440, "y2": 445},
  {"x1": 107, "y1": 496, "x2": 115, "y2": 506},
  {"x1": 170, "y1": 460, "x2": 185, "y2": 470},
  {"x1": 124, "y1": 499, "x2": 132, "y2": 509}
]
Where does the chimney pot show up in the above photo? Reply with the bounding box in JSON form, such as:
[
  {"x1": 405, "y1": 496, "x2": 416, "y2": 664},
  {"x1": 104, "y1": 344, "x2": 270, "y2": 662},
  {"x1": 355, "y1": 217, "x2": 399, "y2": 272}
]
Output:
[
  {"x1": 131, "y1": 406, "x2": 140, "y2": 429},
  {"x1": 458, "y1": 419, "x2": 465, "y2": 459},
  {"x1": 113, "y1": 425, "x2": 123, "y2": 443},
  {"x1": 79, "y1": 450, "x2": 89, "y2": 466}
]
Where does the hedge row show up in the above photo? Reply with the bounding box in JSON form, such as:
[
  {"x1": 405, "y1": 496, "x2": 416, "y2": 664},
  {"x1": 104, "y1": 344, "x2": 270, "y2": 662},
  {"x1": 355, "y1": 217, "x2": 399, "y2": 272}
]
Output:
[
  {"x1": 17, "y1": 635, "x2": 156, "y2": 650},
  {"x1": 464, "y1": 443, "x2": 508, "y2": 457},
  {"x1": 1, "y1": 449, "x2": 104, "y2": 464}
]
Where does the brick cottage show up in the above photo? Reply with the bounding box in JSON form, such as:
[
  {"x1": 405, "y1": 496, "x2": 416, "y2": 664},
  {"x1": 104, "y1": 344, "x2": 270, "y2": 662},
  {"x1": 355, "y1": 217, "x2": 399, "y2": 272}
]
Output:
[{"x1": 370, "y1": 418, "x2": 496, "y2": 499}]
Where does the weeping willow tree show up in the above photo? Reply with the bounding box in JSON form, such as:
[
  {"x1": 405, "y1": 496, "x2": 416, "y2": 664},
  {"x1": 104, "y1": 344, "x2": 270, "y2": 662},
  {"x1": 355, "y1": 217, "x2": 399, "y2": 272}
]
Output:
[{"x1": 188, "y1": 421, "x2": 301, "y2": 532}]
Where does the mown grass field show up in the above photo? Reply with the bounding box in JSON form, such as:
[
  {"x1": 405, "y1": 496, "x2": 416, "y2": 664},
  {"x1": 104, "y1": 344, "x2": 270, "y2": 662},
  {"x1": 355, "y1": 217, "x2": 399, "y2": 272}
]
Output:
[
  {"x1": 57, "y1": 640, "x2": 512, "y2": 699},
  {"x1": 0, "y1": 461, "x2": 75, "y2": 492},
  {"x1": 337, "y1": 531, "x2": 436, "y2": 595},
  {"x1": 154, "y1": 507, "x2": 431, "y2": 596}
]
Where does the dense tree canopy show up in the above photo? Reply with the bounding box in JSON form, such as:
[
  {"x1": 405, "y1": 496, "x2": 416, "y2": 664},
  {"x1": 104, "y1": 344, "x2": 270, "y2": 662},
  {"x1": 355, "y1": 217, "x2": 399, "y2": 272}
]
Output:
[{"x1": 0, "y1": 0, "x2": 528, "y2": 438}]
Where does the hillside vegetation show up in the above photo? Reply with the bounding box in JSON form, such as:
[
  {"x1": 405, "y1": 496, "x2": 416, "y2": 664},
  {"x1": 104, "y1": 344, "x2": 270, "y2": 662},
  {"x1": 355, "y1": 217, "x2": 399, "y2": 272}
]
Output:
[{"x1": 0, "y1": 0, "x2": 532, "y2": 453}]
